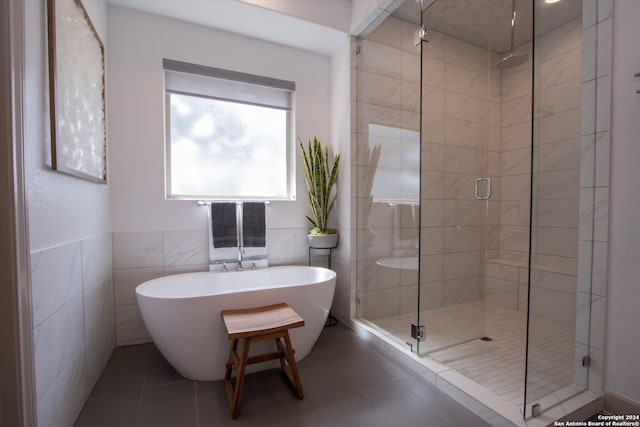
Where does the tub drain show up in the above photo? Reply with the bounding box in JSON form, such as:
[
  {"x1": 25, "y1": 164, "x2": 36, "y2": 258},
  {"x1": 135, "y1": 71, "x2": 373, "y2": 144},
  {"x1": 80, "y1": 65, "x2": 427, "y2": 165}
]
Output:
[{"x1": 480, "y1": 336, "x2": 493, "y2": 341}]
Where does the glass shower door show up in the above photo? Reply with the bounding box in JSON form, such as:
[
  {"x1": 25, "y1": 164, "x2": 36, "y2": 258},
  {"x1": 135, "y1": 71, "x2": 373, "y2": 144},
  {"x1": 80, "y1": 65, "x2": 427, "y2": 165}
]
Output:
[
  {"x1": 416, "y1": 0, "x2": 495, "y2": 355},
  {"x1": 354, "y1": 3, "x2": 423, "y2": 351},
  {"x1": 524, "y1": 0, "x2": 592, "y2": 417}
]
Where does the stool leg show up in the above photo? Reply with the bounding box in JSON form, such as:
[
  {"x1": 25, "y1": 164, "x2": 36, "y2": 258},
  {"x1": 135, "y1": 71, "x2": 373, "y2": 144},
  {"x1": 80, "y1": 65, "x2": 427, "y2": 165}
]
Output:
[
  {"x1": 275, "y1": 337, "x2": 286, "y2": 371},
  {"x1": 280, "y1": 332, "x2": 304, "y2": 399},
  {"x1": 224, "y1": 339, "x2": 238, "y2": 382},
  {"x1": 224, "y1": 338, "x2": 251, "y2": 419},
  {"x1": 223, "y1": 339, "x2": 238, "y2": 416}
]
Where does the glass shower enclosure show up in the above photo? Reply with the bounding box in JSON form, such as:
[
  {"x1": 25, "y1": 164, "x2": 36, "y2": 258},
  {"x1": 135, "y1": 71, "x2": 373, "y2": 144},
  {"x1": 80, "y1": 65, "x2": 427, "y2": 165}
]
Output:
[{"x1": 355, "y1": 0, "x2": 595, "y2": 419}]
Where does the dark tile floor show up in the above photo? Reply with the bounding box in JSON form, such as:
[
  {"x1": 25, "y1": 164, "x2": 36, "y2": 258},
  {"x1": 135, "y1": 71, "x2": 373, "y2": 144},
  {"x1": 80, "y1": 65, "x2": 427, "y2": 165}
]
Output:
[{"x1": 74, "y1": 324, "x2": 491, "y2": 427}]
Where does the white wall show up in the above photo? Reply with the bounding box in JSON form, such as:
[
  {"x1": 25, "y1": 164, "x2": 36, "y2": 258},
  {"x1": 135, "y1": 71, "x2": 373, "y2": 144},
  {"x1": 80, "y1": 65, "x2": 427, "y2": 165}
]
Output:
[
  {"x1": 26, "y1": 1, "x2": 111, "y2": 251},
  {"x1": 107, "y1": 5, "x2": 337, "y2": 343},
  {"x1": 107, "y1": 5, "x2": 331, "y2": 234},
  {"x1": 24, "y1": 1, "x2": 114, "y2": 426},
  {"x1": 606, "y1": 0, "x2": 640, "y2": 410},
  {"x1": 240, "y1": 0, "x2": 350, "y2": 32}
]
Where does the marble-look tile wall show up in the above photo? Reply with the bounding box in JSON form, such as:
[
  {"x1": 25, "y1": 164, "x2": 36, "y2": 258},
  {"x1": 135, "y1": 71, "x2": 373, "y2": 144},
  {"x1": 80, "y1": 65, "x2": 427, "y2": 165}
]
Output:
[
  {"x1": 574, "y1": 0, "x2": 612, "y2": 397},
  {"x1": 355, "y1": 16, "x2": 500, "y2": 320},
  {"x1": 494, "y1": 1, "x2": 612, "y2": 409},
  {"x1": 498, "y1": 17, "x2": 583, "y2": 271},
  {"x1": 354, "y1": 16, "x2": 421, "y2": 320},
  {"x1": 352, "y1": 0, "x2": 609, "y2": 412},
  {"x1": 532, "y1": 17, "x2": 583, "y2": 273},
  {"x1": 484, "y1": 259, "x2": 526, "y2": 312},
  {"x1": 531, "y1": 13, "x2": 592, "y2": 337},
  {"x1": 499, "y1": 41, "x2": 532, "y2": 264},
  {"x1": 30, "y1": 234, "x2": 114, "y2": 427},
  {"x1": 488, "y1": 1, "x2": 612, "y2": 408},
  {"x1": 490, "y1": 17, "x2": 584, "y2": 325},
  {"x1": 485, "y1": 258, "x2": 578, "y2": 326},
  {"x1": 112, "y1": 227, "x2": 312, "y2": 345}
]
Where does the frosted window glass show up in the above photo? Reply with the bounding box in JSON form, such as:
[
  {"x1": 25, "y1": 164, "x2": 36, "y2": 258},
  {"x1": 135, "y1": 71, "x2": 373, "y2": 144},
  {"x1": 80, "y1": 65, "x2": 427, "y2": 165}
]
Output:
[{"x1": 166, "y1": 93, "x2": 291, "y2": 200}]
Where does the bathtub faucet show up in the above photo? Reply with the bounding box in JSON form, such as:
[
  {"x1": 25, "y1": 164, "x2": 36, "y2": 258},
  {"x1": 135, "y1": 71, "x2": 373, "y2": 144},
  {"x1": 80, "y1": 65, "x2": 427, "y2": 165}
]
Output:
[{"x1": 237, "y1": 244, "x2": 245, "y2": 270}]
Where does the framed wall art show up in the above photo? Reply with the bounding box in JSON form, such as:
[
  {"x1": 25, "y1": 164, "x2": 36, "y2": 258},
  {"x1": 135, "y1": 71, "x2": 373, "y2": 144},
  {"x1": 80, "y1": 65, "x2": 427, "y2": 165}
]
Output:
[{"x1": 47, "y1": 0, "x2": 107, "y2": 183}]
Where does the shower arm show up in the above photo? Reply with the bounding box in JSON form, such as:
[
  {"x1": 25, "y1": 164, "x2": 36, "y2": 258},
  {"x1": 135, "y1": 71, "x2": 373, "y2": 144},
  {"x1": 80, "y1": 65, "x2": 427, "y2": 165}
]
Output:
[
  {"x1": 420, "y1": 0, "x2": 438, "y2": 12},
  {"x1": 416, "y1": 0, "x2": 438, "y2": 45},
  {"x1": 508, "y1": 0, "x2": 517, "y2": 51}
]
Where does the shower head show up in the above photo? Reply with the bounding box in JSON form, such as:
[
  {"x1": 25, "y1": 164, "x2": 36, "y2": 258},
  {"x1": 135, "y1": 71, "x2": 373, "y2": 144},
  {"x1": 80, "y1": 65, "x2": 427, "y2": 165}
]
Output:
[
  {"x1": 497, "y1": 0, "x2": 529, "y2": 69},
  {"x1": 497, "y1": 51, "x2": 529, "y2": 69}
]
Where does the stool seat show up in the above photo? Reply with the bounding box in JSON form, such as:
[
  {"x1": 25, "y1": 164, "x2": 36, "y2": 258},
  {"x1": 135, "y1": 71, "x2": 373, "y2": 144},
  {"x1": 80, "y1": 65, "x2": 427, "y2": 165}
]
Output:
[
  {"x1": 221, "y1": 303, "x2": 305, "y2": 419},
  {"x1": 222, "y1": 303, "x2": 305, "y2": 339}
]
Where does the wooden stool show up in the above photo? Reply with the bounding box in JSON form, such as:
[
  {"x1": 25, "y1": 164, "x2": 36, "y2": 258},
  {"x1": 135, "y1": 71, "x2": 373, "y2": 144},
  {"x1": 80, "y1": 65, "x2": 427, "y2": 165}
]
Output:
[{"x1": 220, "y1": 303, "x2": 305, "y2": 419}]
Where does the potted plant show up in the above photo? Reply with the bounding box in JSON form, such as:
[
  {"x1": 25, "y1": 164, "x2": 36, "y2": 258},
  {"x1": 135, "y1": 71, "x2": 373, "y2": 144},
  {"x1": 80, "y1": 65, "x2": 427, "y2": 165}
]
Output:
[{"x1": 299, "y1": 136, "x2": 341, "y2": 249}]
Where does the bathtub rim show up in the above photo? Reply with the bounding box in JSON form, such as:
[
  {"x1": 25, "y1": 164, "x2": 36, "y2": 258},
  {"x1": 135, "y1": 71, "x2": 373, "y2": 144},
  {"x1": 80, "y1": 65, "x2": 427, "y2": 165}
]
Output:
[{"x1": 135, "y1": 265, "x2": 337, "y2": 300}]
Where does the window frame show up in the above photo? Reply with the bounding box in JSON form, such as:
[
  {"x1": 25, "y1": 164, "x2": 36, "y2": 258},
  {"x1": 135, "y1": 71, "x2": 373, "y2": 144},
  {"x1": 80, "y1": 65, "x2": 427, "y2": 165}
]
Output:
[{"x1": 163, "y1": 58, "x2": 296, "y2": 201}]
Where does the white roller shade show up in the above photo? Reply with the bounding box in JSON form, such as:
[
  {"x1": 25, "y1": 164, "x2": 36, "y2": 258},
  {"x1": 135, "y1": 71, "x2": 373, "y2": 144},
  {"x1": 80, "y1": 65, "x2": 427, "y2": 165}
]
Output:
[{"x1": 163, "y1": 58, "x2": 295, "y2": 110}]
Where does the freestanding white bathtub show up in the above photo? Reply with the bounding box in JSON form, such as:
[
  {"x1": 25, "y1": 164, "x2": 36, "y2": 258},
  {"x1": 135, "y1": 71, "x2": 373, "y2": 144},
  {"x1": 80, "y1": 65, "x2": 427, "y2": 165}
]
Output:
[{"x1": 135, "y1": 266, "x2": 336, "y2": 381}]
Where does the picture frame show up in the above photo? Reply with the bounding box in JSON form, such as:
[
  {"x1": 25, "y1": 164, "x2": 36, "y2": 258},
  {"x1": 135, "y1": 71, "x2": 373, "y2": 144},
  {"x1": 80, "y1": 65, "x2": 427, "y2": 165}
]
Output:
[{"x1": 46, "y1": 0, "x2": 107, "y2": 184}]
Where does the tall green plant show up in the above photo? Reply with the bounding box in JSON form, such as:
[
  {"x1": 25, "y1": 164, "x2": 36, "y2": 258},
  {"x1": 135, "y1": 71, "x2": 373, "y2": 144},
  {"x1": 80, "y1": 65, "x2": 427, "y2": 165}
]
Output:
[{"x1": 299, "y1": 136, "x2": 340, "y2": 234}]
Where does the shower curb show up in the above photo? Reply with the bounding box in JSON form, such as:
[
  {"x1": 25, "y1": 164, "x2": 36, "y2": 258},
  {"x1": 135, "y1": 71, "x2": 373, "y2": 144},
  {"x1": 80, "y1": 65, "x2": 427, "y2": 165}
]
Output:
[{"x1": 348, "y1": 319, "x2": 601, "y2": 427}]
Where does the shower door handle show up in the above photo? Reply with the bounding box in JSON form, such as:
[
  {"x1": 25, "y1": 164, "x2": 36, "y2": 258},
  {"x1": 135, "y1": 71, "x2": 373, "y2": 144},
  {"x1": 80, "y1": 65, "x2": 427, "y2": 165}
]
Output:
[{"x1": 474, "y1": 177, "x2": 491, "y2": 200}]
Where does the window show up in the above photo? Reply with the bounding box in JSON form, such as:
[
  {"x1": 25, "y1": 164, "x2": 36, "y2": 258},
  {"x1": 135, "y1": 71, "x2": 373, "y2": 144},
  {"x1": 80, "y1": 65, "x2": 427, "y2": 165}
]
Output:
[{"x1": 163, "y1": 59, "x2": 296, "y2": 200}]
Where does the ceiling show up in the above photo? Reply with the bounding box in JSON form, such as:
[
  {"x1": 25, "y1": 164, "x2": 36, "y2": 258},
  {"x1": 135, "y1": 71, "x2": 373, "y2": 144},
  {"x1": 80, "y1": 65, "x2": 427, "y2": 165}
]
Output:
[
  {"x1": 104, "y1": 0, "x2": 581, "y2": 56},
  {"x1": 104, "y1": 0, "x2": 349, "y2": 56},
  {"x1": 391, "y1": 0, "x2": 582, "y2": 54}
]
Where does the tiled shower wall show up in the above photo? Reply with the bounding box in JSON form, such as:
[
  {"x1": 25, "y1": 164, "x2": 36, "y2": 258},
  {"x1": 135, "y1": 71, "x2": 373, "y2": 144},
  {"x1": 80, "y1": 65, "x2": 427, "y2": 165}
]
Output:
[
  {"x1": 112, "y1": 226, "x2": 313, "y2": 345},
  {"x1": 420, "y1": 31, "x2": 501, "y2": 312},
  {"x1": 497, "y1": 18, "x2": 584, "y2": 271},
  {"x1": 575, "y1": 0, "x2": 613, "y2": 397},
  {"x1": 354, "y1": 17, "x2": 421, "y2": 320},
  {"x1": 356, "y1": 10, "x2": 597, "y2": 328},
  {"x1": 486, "y1": 16, "x2": 584, "y2": 319},
  {"x1": 354, "y1": 16, "x2": 501, "y2": 320},
  {"x1": 348, "y1": 0, "x2": 611, "y2": 415},
  {"x1": 532, "y1": 17, "x2": 583, "y2": 272},
  {"x1": 487, "y1": 0, "x2": 613, "y2": 401},
  {"x1": 496, "y1": 45, "x2": 532, "y2": 265},
  {"x1": 30, "y1": 234, "x2": 114, "y2": 427}
]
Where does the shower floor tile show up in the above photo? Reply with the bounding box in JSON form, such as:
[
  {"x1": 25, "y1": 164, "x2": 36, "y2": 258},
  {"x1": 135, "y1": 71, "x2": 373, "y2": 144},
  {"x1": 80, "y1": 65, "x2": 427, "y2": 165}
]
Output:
[
  {"x1": 363, "y1": 301, "x2": 487, "y2": 352},
  {"x1": 366, "y1": 302, "x2": 575, "y2": 408}
]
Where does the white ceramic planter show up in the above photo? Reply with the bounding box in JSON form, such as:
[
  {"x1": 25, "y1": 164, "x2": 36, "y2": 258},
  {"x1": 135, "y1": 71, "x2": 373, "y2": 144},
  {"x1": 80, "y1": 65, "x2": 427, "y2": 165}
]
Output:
[{"x1": 307, "y1": 233, "x2": 339, "y2": 249}]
